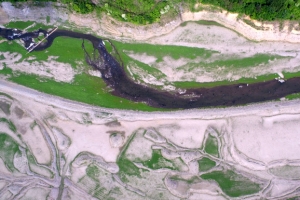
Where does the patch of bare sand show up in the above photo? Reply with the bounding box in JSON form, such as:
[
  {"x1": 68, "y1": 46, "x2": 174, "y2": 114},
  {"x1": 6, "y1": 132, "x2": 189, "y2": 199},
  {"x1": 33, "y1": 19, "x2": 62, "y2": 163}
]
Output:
[
  {"x1": 69, "y1": 12, "x2": 104, "y2": 35},
  {"x1": 152, "y1": 56, "x2": 215, "y2": 83},
  {"x1": 127, "y1": 62, "x2": 165, "y2": 86},
  {"x1": 88, "y1": 69, "x2": 101, "y2": 78},
  {"x1": 231, "y1": 114, "x2": 300, "y2": 164},
  {"x1": 69, "y1": 13, "x2": 182, "y2": 41},
  {"x1": 0, "y1": 6, "x2": 9, "y2": 25},
  {"x1": 126, "y1": 52, "x2": 157, "y2": 65},
  {"x1": 0, "y1": 52, "x2": 77, "y2": 82},
  {"x1": 126, "y1": 52, "x2": 214, "y2": 83}
]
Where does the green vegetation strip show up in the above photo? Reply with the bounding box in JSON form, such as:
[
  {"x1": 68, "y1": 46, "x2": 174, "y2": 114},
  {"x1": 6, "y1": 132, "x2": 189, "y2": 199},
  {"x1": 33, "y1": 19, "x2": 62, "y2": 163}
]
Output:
[
  {"x1": 112, "y1": 40, "x2": 293, "y2": 90},
  {"x1": 0, "y1": 133, "x2": 20, "y2": 172},
  {"x1": 173, "y1": 73, "x2": 278, "y2": 89},
  {"x1": 112, "y1": 41, "x2": 216, "y2": 62},
  {"x1": 201, "y1": 170, "x2": 260, "y2": 197},
  {"x1": 6, "y1": 70, "x2": 159, "y2": 111},
  {"x1": 60, "y1": 0, "x2": 185, "y2": 24},
  {"x1": 2, "y1": 21, "x2": 300, "y2": 111},
  {"x1": 86, "y1": 164, "x2": 100, "y2": 181},
  {"x1": 5, "y1": 21, "x2": 54, "y2": 32},
  {"x1": 0, "y1": 23, "x2": 162, "y2": 111},
  {"x1": 204, "y1": 135, "x2": 219, "y2": 157},
  {"x1": 180, "y1": 54, "x2": 283, "y2": 71},
  {"x1": 198, "y1": 157, "x2": 216, "y2": 172},
  {"x1": 201, "y1": 0, "x2": 300, "y2": 21},
  {"x1": 142, "y1": 149, "x2": 177, "y2": 170},
  {"x1": 116, "y1": 131, "x2": 142, "y2": 182}
]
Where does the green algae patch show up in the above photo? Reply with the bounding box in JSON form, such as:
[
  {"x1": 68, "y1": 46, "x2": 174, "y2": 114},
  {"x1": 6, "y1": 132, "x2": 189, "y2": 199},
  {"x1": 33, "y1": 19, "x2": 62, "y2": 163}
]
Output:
[
  {"x1": 201, "y1": 170, "x2": 260, "y2": 197},
  {"x1": 117, "y1": 157, "x2": 141, "y2": 182},
  {"x1": 113, "y1": 41, "x2": 216, "y2": 62},
  {"x1": 116, "y1": 132, "x2": 142, "y2": 182},
  {"x1": 142, "y1": 149, "x2": 187, "y2": 171},
  {"x1": 287, "y1": 197, "x2": 300, "y2": 200},
  {"x1": 0, "y1": 133, "x2": 21, "y2": 172},
  {"x1": 86, "y1": 164, "x2": 101, "y2": 181},
  {"x1": 198, "y1": 157, "x2": 216, "y2": 172},
  {"x1": 204, "y1": 135, "x2": 219, "y2": 157},
  {"x1": 5, "y1": 21, "x2": 39, "y2": 30},
  {"x1": 169, "y1": 174, "x2": 200, "y2": 184},
  {"x1": 286, "y1": 92, "x2": 300, "y2": 100},
  {"x1": 142, "y1": 149, "x2": 176, "y2": 170}
]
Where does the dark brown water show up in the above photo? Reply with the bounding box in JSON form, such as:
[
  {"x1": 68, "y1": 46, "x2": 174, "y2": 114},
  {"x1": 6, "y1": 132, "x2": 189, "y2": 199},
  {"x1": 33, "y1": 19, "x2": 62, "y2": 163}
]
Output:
[{"x1": 1, "y1": 27, "x2": 300, "y2": 109}]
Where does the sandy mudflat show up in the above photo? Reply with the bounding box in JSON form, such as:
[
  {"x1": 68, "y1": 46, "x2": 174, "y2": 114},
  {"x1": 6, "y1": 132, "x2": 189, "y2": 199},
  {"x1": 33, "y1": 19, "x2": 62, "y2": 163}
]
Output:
[
  {"x1": 0, "y1": 52, "x2": 78, "y2": 82},
  {"x1": 2, "y1": 78, "x2": 300, "y2": 186}
]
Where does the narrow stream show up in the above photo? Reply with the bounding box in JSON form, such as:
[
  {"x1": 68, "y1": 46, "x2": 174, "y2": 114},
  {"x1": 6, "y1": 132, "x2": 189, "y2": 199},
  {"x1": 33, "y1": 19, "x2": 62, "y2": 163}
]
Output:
[{"x1": 1, "y1": 27, "x2": 300, "y2": 109}]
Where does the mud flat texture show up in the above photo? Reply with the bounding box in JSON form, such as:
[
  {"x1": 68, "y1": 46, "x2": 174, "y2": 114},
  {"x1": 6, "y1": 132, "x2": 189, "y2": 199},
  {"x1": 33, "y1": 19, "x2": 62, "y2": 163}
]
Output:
[{"x1": 0, "y1": 2, "x2": 68, "y2": 25}]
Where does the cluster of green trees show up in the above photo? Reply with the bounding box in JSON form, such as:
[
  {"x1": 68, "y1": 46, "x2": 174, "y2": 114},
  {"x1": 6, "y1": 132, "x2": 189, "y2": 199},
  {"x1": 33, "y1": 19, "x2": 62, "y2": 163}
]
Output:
[
  {"x1": 200, "y1": 0, "x2": 300, "y2": 21},
  {"x1": 61, "y1": 0, "x2": 94, "y2": 14},
  {"x1": 99, "y1": 0, "x2": 169, "y2": 24},
  {"x1": 0, "y1": 0, "x2": 56, "y2": 3},
  {"x1": 61, "y1": 0, "x2": 174, "y2": 24}
]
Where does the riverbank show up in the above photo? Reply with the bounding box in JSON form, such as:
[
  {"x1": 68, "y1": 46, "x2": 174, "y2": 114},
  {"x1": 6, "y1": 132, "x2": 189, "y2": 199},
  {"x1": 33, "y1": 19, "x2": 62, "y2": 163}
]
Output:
[
  {"x1": 5, "y1": 27, "x2": 300, "y2": 109},
  {"x1": 69, "y1": 4, "x2": 300, "y2": 43},
  {"x1": 2, "y1": 2, "x2": 300, "y2": 110},
  {"x1": 1, "y1": 2, "x2": 300, "y2": 43}
]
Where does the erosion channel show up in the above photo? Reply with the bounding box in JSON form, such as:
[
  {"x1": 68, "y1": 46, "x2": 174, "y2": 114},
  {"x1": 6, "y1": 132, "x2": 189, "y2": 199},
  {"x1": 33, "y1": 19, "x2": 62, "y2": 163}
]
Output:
[{"x1": 1, "y1": 27, "x2": 300, "y2": 109}]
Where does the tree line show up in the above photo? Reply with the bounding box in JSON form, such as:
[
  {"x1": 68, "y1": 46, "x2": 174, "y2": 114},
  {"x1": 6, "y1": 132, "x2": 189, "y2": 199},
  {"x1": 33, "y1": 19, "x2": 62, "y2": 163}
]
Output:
[
  {"x1": 200, "y1": 0, "x2": 300, "y2": 21},
  {"x1": 1, "y1": 0, "x2": 300, "y2": 24}
]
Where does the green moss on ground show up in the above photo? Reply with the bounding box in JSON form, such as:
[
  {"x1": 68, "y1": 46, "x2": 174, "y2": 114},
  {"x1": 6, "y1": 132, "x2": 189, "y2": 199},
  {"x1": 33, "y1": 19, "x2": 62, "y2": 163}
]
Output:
[
  {"x1": 201, "y1": 170, "x2": 261, "y2": 197},
  {"x1": 204, "y1": 135, "x2": 219, "y2": 157},
  {"x1": 198, "y1": 157, "x2": 216, "y2": 172},
  {"x1": 116, "y1": 132, "x2": 142, "y2": 182},
  {"x1": 0, "y1": 133, "x2": 21, "y2": 172},
  {"x1": 113, "y1": 41, "x2": 216, "y2": 62},
  {"x1": 86, "y1": 164, "x2": 100, "y2": 181},
  {"x1": 7, "y1": 71, "x2": 159, "y2": 111},
  {"x1": 142, "y1": 149, "x2": 177, "y2": 170},
  {"x1": 5, "y1": 21, "x2": 54, "y2": 32}
]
